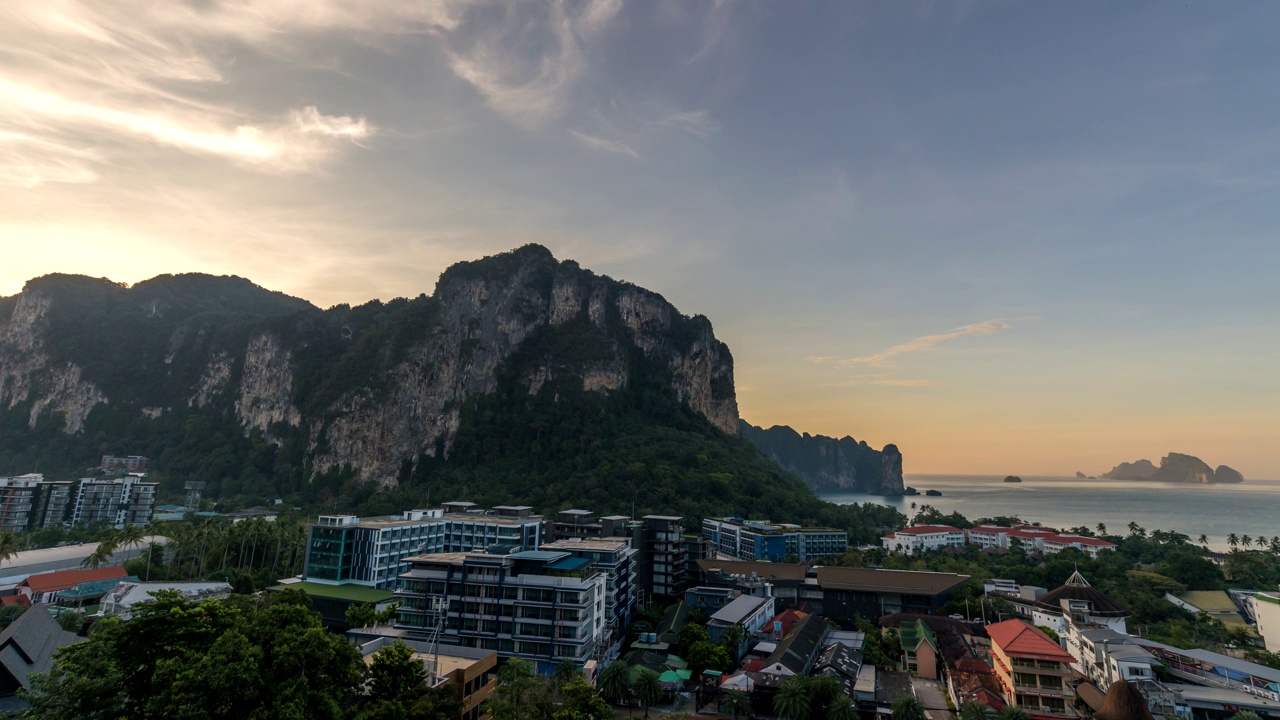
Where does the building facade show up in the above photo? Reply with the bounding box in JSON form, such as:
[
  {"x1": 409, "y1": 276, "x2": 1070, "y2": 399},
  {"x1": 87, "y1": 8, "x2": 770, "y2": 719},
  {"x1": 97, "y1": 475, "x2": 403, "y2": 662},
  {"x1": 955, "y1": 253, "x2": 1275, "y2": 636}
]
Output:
[
  {"x1": 702, "y1": 517, "x2": 848, "y2": 562},
  {"x1": 303, "y1": 506, "x2": 547, "y2": 590},
  {"x1": 394, "y1": 550, "x2": 608, "y2": 669},
  {"x1": 540, "y1": 537, "x2": 637, "y2": 639},
  {"x1": 986, "y1": 619, "x2": 1078, "y2": 719},
  {"x1": 1252, "y1": 591, "x2": 1280, "y2": 652},
  {"x1": 0, "y1": 474, "x2": 155, "y2": 531},
  {"x1": 881, "y1": 525, "x2": 966, "y2": 554}
]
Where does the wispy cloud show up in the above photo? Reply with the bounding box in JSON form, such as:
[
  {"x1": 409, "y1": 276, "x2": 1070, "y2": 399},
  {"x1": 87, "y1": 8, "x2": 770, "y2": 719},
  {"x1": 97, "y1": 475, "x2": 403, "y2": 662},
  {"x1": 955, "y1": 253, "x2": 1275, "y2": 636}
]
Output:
[
  {"x1": 0, "y1": 0, "x2": 463, "y2": 185},
  {"x1": 872, "y1": 378, "x2": 935, "y2": 387},
  {"x1": 814, "y1": 318, "x2": 1011, "y2": 367},
  {"x1": 437, "y1": 0, "x2": 622, "y2": 126},
  {"x1": 569, "y1": 130, "x2": 640, "y2": 159}
]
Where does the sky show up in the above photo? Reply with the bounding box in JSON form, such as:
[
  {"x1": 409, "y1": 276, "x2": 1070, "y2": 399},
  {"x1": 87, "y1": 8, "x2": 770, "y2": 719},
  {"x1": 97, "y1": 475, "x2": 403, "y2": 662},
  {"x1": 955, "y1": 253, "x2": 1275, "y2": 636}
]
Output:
[{"x1": 2, "y1": 1, "x2": 1279, "y2": 478}]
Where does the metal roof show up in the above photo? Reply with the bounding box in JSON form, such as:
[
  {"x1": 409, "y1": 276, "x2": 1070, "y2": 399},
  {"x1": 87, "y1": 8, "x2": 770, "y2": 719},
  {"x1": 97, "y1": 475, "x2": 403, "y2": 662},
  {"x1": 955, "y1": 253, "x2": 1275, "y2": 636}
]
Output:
[{"x1": 709, "y1": 594, "x2": 770, "y2": 626}]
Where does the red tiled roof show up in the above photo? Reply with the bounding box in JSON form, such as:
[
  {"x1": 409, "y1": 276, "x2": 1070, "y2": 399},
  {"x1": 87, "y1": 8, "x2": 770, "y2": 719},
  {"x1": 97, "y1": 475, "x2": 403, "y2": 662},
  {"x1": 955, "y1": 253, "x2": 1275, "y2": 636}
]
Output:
[
  {"x1": 21, "y1": 566, "x2": 128, "y2": 594},
  {"x1": 0, "y1": 594, "x2": 30, "y2": 607},
  {"x1": 895, "y1": 525, "x2": 963, "y2": 536},
  {"x1": 985, "y1": 620, "x2": 1074, "y2": 662}
]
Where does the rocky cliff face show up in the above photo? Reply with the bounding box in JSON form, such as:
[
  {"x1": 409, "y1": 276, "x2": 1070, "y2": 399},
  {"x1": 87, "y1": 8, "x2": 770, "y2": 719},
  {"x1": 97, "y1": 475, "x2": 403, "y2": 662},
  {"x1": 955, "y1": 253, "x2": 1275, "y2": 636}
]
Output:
[
  {"x1": 0, "y1": 246, "x2": 740, "y2": 487},
  {"x1": 738, "y1": 420, "x2": 905, "y2": 495},
  {"x1": 1102, "y1": 453, "x2": 1244, "y2": 483}
]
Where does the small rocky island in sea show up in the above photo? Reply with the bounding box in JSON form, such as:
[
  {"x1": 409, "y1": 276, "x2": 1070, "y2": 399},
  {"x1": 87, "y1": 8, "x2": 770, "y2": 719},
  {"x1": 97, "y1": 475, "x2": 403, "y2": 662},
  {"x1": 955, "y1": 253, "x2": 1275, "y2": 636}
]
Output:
[
  {"x1": 1100, "y1": 453, "x2": 1244, "y2": 484},
  {"x1": 1003, "y1": 475, "x2": 1023, "y2": 483},
  {"x1": 925, "y1": 489, "x2": 942, "y2": 496}
]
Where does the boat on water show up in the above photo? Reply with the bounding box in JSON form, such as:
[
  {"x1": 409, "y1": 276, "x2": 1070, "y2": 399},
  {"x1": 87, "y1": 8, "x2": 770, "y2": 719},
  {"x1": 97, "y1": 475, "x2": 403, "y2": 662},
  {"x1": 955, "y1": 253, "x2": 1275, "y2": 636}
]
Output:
[{"x1": 1003, "y1": 475, "x2": 1023, "y2": 483}]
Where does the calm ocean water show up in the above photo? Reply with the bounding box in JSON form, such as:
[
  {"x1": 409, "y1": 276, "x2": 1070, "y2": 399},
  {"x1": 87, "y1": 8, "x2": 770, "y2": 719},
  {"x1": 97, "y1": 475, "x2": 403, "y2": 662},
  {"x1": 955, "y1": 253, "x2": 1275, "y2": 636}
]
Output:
[{"x1": 819, "y1": 474, "x2": 1280, "y2": 552}]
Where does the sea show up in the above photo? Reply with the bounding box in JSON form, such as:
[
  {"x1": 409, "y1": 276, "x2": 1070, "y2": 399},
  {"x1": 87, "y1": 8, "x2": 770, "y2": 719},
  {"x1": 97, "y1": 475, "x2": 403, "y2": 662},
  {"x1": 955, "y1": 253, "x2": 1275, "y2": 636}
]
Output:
[{"x1": 819, "y1": 474, "x2": 1280, "y2": 552}]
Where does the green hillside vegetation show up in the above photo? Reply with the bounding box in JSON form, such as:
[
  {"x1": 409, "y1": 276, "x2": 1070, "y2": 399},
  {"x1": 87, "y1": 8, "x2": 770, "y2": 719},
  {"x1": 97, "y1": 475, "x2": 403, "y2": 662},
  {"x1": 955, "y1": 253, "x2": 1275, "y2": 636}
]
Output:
[{"x1": 1, "y1": 269, "x2": 905, "y2": 544}]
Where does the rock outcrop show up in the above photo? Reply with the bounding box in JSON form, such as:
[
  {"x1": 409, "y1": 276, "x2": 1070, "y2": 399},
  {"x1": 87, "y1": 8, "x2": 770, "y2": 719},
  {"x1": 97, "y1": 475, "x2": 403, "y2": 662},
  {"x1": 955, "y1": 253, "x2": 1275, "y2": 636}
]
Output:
[
  {"x1": 0, "y1": 245, "x2": 742, "y2": 487},
  {"x1": 1101, "y1": 459, "x2": 1158, "y2": 480},
  {"x1": 1215, "y1": 465, "x2": 1244, "y2": 484},
  {"x1": 1102, "y1": 454, "x2": 1244, "y2": 484},
  {"x1": 738, "y1": 420, "x2": 904, "y2": 495}
]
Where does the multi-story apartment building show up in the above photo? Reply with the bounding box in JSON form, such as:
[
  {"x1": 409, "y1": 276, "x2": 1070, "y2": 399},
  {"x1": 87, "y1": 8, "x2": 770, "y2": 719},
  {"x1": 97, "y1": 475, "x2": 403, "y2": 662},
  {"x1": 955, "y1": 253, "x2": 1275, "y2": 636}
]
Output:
[
  {"x1": 71, "y1": 476, "x2": 157, "y2": 527},
  {"x1": 986, "y1": 619, "x2": 1078, "y2": 719},
  {"x1": 0, "y1": 474, "x2": 155, "y2": 530},
  {"x1": 394, "y1": 549, "x2": 608, "y2": 670},
  {"x1": 303, "y1": 505, "x2": 547, "y2": 590},
  {"x1": 541, "y1": 537, "x2": 637, "y2": 639},
  {"x1": 642, "y1": 515, "x2": 688, "y2": 599},
  {"x1": 702, "y1": 517, "x2": 848, "y2": 562}
]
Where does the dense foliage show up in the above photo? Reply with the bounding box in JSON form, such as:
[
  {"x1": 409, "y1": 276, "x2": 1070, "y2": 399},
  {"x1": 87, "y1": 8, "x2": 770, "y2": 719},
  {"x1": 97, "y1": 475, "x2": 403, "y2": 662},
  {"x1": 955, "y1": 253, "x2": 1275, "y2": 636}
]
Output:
[{"x1": 20, "y1": 590, "x2": 456, "y2": 720}]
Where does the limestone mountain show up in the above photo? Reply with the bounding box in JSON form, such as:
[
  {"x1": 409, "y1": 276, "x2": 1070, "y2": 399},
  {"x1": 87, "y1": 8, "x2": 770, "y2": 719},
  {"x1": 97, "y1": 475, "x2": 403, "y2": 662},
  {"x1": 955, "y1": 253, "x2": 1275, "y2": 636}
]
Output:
[
  {"x1": 0, "y1": 245, "x2": 904, "y2": 539},
  {"x1": 1101, "y1": 453, "x2": 1243, "y2": 483},
  {"x1": 737, "y1": 421, "x2": 904, "y2": 495}
]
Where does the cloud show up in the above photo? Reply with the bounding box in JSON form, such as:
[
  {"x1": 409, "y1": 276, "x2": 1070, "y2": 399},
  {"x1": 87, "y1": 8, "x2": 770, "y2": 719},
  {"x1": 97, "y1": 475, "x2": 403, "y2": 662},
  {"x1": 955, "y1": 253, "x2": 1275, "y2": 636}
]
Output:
[
  {"x1": 0, "y1": 0, "x2": 427, "y2": 184},
  {"x1": 872, "y1": 378, "x2": 935, "y2": 387},
  {"x1": 827, "y1": 318, "x2": 1011, "y2": 367},
  {"x1": 829, "y1": 374, "x2": 934, "y2": 388},
  {"x1": 569, "y1": 130, "x2": 639, "y2": 159},
  {"x1": 436, "y1": 0, "x2": 623, "y2": 126}
]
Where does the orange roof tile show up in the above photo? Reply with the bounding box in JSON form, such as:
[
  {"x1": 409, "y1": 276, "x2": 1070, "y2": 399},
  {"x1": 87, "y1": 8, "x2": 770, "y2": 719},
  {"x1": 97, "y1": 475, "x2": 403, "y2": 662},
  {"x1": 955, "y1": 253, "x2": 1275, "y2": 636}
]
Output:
[
  {"x1": 985, "y1": 619, "x2": 1074, "y2": 662},
  {"x1": 21, "y1": 566, "x2": 128, "y2": 594}
]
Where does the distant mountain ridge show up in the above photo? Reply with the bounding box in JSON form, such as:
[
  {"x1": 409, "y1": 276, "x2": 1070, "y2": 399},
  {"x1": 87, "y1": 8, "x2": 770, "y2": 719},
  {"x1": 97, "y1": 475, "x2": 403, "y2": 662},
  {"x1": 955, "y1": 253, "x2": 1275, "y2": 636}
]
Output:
[
  {"x1": 1101, "y1": 453, "x2": 1244, "y2": 484},
  {"x1": 738, "y1": 420, "x2": 904, "y2": 495}
]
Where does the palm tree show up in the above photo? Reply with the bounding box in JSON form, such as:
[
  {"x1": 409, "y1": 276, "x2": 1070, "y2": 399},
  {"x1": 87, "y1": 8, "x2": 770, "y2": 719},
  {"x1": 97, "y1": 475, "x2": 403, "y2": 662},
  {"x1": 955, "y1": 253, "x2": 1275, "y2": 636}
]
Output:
[
  {"x1": 1198, "y1": 534, "x2": 1209, "y2": 549},
  {"x1": 723, "y1": 689, "x2": 753, "y2": 719},
  {"x1": 599, "y1": 661, "x2": 631, "y2": 706},
  {"x1": 1230, "y1": 712, "x2": 1262, "y2": 720},
  {"x1": 80, "y1": 542, "x2": 115, "y2": 570},
  {"x1": 718, "y1": 624, "x2": 747, "y2": 661},
  {"x1": 1228, "y1": 533, "x2": 1240, "y2": 552},
  {"x1": 0, "y1": 532, "x2": 20, "y2": 569},
  {"x1": 551, "y1": 659, "x2": 579, "y2": 690},
  {"x1": 1242, "y1": 535, "x2": 1254, "y2": 551},
  {"x1": 1270, "y1": 537, "x2": 1280, "y2": 556},
  {"x1": 890, "y1": 694, "x2": 927, "y2": 720},
  {"x1": 1127, "y1": 521, "x2": 1140, "y2": 537},
  {"x1": 1096, "y1": 523, "x2": 1107, "y2": 536},
  {"x1": 997, "y1": 707, "x2": 1031, "y2": 720},
  {"x1": 773, "y1": 676, "x2": 811, "y2": 720},
  {"x1": 827, "y1": 695, "x2": 856, "y2": 720},
  {"x1": 632, "y1": 667, "x2": 663, "y2": 718},
  {"x1": 960, "y1": 701, "x2": 997, "y2": 720}
]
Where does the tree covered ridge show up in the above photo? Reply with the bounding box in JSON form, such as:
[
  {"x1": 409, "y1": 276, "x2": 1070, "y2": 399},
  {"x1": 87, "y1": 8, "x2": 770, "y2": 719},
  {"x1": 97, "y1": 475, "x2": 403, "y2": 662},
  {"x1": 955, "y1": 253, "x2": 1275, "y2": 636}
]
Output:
[{"x1": 1, "y1": 247, "x2": 903, "y2": 543}]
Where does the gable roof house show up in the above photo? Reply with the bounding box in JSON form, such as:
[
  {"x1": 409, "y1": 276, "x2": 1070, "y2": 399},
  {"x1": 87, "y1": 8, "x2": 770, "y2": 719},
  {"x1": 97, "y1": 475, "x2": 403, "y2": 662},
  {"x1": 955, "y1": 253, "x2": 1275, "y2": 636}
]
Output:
[{"x1": 0, "y1": 608, "x2": 82, "y2": 697}]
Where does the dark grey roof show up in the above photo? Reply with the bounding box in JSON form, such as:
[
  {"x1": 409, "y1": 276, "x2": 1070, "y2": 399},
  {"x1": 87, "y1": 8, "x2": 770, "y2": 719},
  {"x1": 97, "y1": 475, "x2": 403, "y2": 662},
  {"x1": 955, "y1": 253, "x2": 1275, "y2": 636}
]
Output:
[
  {"x1": 813, "y1": 642, "x2": 862, "y2": 681},
  {"x1": 764, "y1": 613, "x2": 828, "y2": 675},
  {"x1": 0, "y1": 609, "x2": 82, "y2": 691}
]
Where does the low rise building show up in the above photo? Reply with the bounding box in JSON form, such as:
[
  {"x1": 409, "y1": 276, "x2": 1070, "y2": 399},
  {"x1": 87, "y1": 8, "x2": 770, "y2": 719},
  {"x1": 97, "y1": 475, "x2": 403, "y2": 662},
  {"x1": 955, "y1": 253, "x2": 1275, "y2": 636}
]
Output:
[
  {"x1": 814, "y1": 567, "x2": 970, "y2": 623},
  {"x1": 355, "y1": 637, "x2": 497, "y2": 720},
  {"x1": 0, "y1": 607, "x2": 82, "y2": 700},
  {"x1": 967, "y1": 524, "x2": 1115, "y2": 558},
  {"x1": 100, "y1": 581, "x2": 233, "y2": 619},
  {"x1": 702, "y1": 517, "x2": 848, "y2": 562},
  {"x1": 881, "y1": 524, "x2": 966, "y2": 554},
  {"x1": 986, "y1": 619, "x2": 1078, "y2": 719},
  {"x1": 1252, "y1": 590, "x2": 1280, "y2": 652},
  {"x1": 899, "y1": 618, "x2": 940, "y2": 679},
  {"x1": 17, "y1": 566, "x2": 130, "y2": 605},
  {"x1": 706, "y1": 594, "x2": 775, "y2": 656}
]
